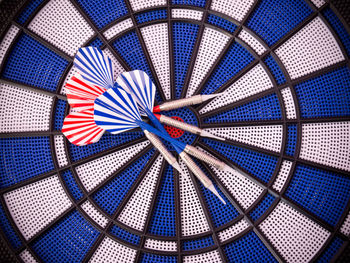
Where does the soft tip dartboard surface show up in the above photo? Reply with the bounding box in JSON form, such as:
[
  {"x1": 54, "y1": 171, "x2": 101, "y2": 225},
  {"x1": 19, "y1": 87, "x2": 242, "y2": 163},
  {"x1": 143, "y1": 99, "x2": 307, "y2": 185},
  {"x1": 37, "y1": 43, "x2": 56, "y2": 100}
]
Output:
[{"x1": 0, "y1": 0, "x2": 350, "y2": 262}]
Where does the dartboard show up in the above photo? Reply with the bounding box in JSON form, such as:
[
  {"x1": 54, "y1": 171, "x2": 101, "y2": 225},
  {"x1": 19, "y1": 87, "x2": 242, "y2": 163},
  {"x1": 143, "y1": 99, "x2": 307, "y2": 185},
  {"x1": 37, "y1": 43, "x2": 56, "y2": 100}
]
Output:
[{"x1": 0, "y1": 0, "x2": 350, "y2": 262}]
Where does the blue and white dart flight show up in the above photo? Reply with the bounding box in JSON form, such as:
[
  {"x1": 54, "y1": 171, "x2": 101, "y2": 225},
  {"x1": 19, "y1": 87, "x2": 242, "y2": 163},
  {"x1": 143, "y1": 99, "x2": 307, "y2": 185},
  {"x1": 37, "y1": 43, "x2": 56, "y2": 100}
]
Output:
[
  {"x1": 74, "y1": 46, "x2": 114, "y2": 90},
  {"x1": 94, "y1": 87, "x2": 184, "y2": 150}
]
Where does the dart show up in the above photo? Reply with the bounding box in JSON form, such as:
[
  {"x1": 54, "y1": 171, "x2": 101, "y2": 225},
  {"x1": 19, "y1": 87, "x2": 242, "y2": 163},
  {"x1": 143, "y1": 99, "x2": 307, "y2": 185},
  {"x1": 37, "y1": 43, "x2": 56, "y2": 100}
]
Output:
[
  {"x1": 153, "y1": 93, "x2": 224, "y2": 112},
  {"x1": 62, "y1": 109, "x2": 104, "y2": 146},
  {"x1": 116, "y1": 70, "x2": 230, "y2": 171},
  {"x1": 154, "y1": 113, "x2": 225, "y2": 141},
  {"x1": 93, "y1": 87, "x2": 225, "y2": 204}
]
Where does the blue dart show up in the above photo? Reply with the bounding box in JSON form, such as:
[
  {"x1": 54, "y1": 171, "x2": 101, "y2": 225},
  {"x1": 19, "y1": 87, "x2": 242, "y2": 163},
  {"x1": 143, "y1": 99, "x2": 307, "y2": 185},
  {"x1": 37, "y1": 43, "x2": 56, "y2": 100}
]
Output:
[{"x1": 93, "y1": 86, "x2": 184, "y2": 174}]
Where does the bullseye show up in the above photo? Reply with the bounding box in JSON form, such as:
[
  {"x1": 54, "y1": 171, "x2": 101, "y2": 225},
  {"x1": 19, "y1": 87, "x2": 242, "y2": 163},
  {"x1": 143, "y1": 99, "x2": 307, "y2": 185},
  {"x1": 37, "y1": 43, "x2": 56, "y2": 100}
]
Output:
[{"x1": 163, "y1": 116, "x2": 185, "y2": 138}]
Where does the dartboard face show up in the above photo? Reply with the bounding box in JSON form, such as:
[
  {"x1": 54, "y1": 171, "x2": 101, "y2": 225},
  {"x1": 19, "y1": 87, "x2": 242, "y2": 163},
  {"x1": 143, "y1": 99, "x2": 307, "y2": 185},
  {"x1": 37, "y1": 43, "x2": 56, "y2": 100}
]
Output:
[{"x1": 0, "y1": 0, "x2": 350, "y2": 262}]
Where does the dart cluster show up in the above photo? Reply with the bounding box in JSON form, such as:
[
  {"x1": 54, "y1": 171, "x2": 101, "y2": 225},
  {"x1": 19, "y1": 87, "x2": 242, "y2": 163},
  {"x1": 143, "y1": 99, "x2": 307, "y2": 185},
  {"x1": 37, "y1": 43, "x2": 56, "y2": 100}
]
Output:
[{"x1": 62, "y1": 47, "x2": 231, "y2": 204}]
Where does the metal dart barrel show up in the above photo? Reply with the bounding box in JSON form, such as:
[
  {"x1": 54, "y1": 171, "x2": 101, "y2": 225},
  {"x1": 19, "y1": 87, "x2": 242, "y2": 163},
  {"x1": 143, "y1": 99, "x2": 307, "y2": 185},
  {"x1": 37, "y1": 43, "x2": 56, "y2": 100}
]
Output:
[
  {"x1": 153, "y1": 93, "x2": 224, "y2": 112},
  {"x1": 144, "y1": 130, "x2": 183, "y2": 174},
  {"x1": 179, "y1": 152, "x2": 226, "y2": 205},
  {"x1": 143, "y1": 114, "x2": 227, "y2": 171},
  {"x1": 155, "y1": 114, "x2": 225, "y2": 141},
  {"x1": 184, "y1": 145, "x2": 226, "y2": 170}
]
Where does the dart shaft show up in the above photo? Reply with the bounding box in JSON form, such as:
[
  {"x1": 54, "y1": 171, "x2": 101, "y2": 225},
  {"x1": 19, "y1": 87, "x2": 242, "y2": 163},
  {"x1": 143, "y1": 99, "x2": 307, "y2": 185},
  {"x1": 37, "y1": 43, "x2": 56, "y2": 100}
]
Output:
[
  {"x1": 145, "y1": 109, "x2": 188, "y2": 154},
  {"x1": 144, "y1": 130, "x2": 177, "y2": 166},
  {"x1": 179, "y1": 152, "x2": 212, "y2": 188},
  {"x1": 158, "y1": 114, "x2": 202, "y2": 135},
  {"x1": 138, "y1": 121, "x2": 186, "y2": 153},
  {"x1": 184, "y1": 145, "x2": 226, "y2": 170},
  {"x1": 147, "y1": 109, "x2": 170, "y2": 134}
]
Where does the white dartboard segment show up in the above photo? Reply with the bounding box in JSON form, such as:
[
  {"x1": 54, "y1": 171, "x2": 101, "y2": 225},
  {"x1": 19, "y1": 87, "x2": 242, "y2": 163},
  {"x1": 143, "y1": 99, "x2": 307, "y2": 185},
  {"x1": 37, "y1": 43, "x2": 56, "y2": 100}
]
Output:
[
  {"x1": 75, "y1": 140, "x2": 150, "y2": 191},
  {"x1": 141, "y1": 24, "x2": 171, "y2": 100},
  {"x1": 118, "y1": 155, "x2": 163, "y2": 231},
  {"x1": 4, "y1": 175, "x2": 72, "y2": 240},
  {"x1": 0, "y1": 25, "x2": 20, "y2": 66},
  {"x1": 205, "y1": 125, "x2": 283, "y2": 153},
  {"x1": 54, "y1": 135, "x2": 68, "y2": 167},
  {"x1": 144, "y1": 238, "x2": 177, "y2": 252},
  {"x1": 183, "y1": 250, "x2": 223, "y2": 263},
  {"x1": 259, "y1": 202, "x2": 330, "y2": 263},
  {"x1": 210, "y1": 0, "x2": 255, "y2": 22},
  {"x1": 0, "y1": 84, "x2": 53, "y2": 133},
  {"x1": 186, "y1": 27, "x2": 230, "y2": 98},
  {"x1": 81, "y1": 200, "x2": 109, "y2": 228},
  {"x1": 20, "y1": 249, "x2": 38, "y2": 263},
  {"x1": 90, "y1": 236, "x2": 137, "y2": 263},
  {"x1": 28, "y1": 0, "x2": 94, "y2": 57},
  {"x1": 103, "y1": 19, "x2": 134, "y2": 40},
  {"x1": 218, "y1": 218, "x2": 250, "y2": 242},
  {"x1": 272, "y1": 160, "x2": 293, "y2": 192},
  {"x1": 300, "y1": 122, "x2": 350, "y2": 172},
  {"x1": 275, "y1": 17, "x2": 344, "y2": 80},
  {"x1": 199, "y1": 64, "x2": 273, "y2": 114},
  {"x1": 172, "y1": 9, "x2": 203, "y2": 21},
  {"x1": 238, "y1": 29, "x2": 267, "y2": 55},
  {"x1": 179, "y1": 160, "x2": 210, "y2": 236},
  {"x1": 280, "y1": 87, "x2": 297, "y2": 119},
  {"x1": 340, "y1": 211, "x2": 350, "y2": 236}
]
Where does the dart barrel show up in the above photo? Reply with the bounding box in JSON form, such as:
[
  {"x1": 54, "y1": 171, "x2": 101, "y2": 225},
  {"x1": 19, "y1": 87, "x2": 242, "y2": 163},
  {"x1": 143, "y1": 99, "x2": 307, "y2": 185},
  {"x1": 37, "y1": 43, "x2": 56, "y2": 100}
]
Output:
[
  {"x1": 184, "y1": 145, "x2": 226, "y2": 170},
  {"x1": 144, "y1": 130, "x2": 178, "y2": 167}
]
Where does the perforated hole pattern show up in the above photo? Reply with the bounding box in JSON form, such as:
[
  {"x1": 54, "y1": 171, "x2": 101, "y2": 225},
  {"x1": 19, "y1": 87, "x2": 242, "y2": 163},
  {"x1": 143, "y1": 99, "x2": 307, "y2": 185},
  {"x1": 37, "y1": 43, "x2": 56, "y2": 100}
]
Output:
[{"x1": 0, "y1": 0, "x2": 349, "y2": 262}]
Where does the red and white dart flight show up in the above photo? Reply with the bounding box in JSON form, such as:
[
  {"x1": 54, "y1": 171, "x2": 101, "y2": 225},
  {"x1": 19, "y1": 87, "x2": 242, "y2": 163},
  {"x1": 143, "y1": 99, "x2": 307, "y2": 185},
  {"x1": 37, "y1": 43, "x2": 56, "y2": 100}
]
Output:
[
  {"x1": 65, "y1": 73, "x2": 107, "y2": 112},
  {"x1": 62, "y1": 109, "x2": 104, "y2": 146}
]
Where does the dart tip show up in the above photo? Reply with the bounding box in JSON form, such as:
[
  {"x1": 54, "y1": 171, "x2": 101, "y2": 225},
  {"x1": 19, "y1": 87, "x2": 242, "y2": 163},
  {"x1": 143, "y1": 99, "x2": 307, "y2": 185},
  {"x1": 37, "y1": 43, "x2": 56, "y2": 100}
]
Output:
[
  {"x1": 201, "y1": 130, "x2": 226, "y2": 141},
  {"x1": 153, "y1": 105, "x2": 160, "y2": 113},
  {"x1": 208, "y1": 184, "x2": 226, "y2": 205},
  {"x1": 172, "y1": 162, "x2": 184, "y2": 174},
  {"x1": 202, "y1": 92, "x2": 225, "y2": 101}
]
